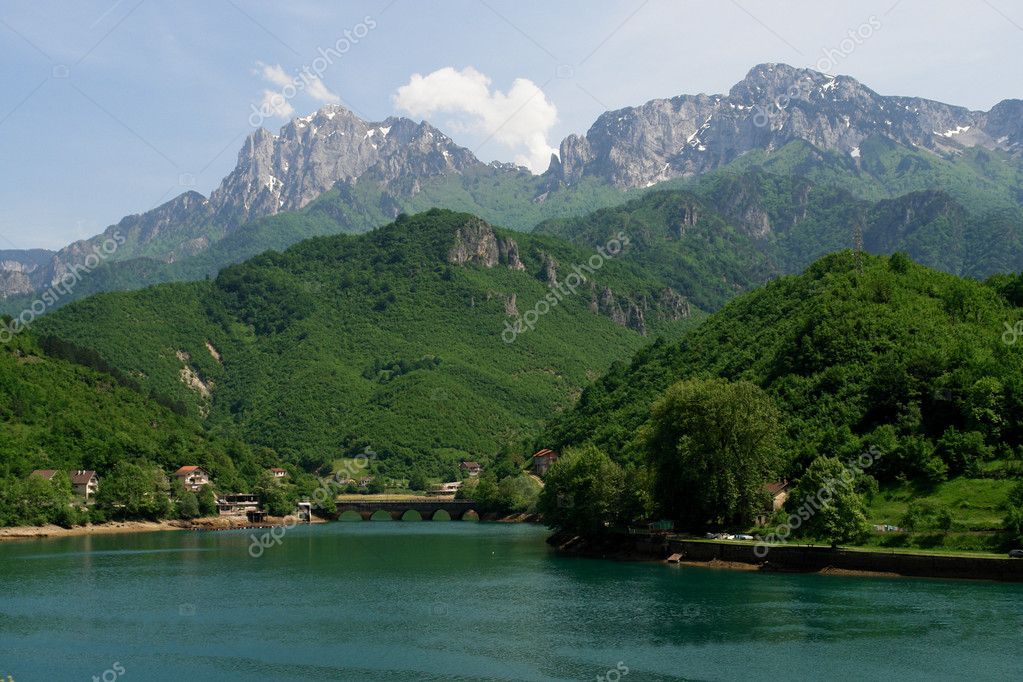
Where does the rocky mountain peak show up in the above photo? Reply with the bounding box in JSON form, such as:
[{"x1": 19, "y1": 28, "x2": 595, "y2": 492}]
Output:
[
  {"x1": 211, "y1": 106, "x2": 486, "y2": 224},
  {"x1": 547, "y1": 63, "x2": 1021, "y2": 190}
]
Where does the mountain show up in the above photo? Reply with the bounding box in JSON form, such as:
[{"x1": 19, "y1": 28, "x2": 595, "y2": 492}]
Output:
[
  {"x1": 210, "y1": 107, "x2": 486, "y2": 224},
  {"x1": 542, "y1": 251, "x2": 1023, "y2": 489},
  {"x1": 546, "y1": 62, "x2": 1023, "y2": 190},
  {"x1": 4, "y1": 63, "x2": 1022, "y2": 310},
  {"x1": 0, "y1": 106, "x2": 630, "y2": 304},
  {"x1": 0, "y1": 107, "x2": 506, "y2": 299},
  {"x1": 0, "y1": 249, "x2": 54, "y2": 299},
  {"x1": 33, "y1": 210, "x2": 698, "y2": 479}
]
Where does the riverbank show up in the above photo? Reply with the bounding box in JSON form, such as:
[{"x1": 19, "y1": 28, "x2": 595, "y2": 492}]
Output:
[
  {"x1": 0, "y1": 514, "x2": 316, "y2": 541},
  {"x1": 0, "y1": 519, "x2": 189, "y2": 541},
  {"x1": 547, "y1": 531, "x2": 1023, "y2": 582}
]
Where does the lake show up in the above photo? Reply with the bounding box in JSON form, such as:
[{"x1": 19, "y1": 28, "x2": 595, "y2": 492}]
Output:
[{"x1": 1, "y1": 522, "x2": 1021, "y2": 681}]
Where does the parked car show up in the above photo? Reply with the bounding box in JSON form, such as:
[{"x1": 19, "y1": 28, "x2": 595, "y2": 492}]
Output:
[
  {"x1": 1009, "y1": 549, "x2": 1023, "y2": 559},
  {"x1": 734, "y1": 534, "x2": 754, "y2": 541}
]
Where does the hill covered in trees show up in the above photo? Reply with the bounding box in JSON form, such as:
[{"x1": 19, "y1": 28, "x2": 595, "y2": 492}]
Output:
[
  {"x1": 541, "y1": 252, "x2": 1023, "y2": 549},
  {"x1": 0, "y1": 328, "x2": 286, "y2": 526},
  {"x1": 34, "y1": 210, "x2": 699, "y2": 481}
]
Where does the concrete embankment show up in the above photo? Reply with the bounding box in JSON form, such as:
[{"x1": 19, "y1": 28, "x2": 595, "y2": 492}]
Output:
[{"x1": 549, "y1": 532, "x2": 1023, "y2": 582}]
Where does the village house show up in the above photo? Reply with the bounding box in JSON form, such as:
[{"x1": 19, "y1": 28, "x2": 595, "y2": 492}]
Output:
[
  {"x1": 174, "y1": 466, "x2": 210, "y2": 492},
  {"x1": 70, "y1": 470, "x2": 99, "y2": 500},
  {"x1": 30, "y1": 469, "x2": 100, "y2": 500},
  {"x1": 428, "y1": 481, "x2": 462, "y2": 496},
  {"x1": 460, "y1": 461, "x2": 481, "y2": 477},
  {"x1": 269, "y1": 468, "x2": 287, "y2": 479},
  {"x1": 764, "y1": 480, "x2": 790, "y2": 511},
  {"x1": 357, "y1": 476, "x2": 374, "y2": 491},
  {"x1": 217, "y1": 493, "x2": 260, "y2": 516},
  {"x1": 532, "y1": 449, "x2": 559, "y2": 476},
  {"x1": 756, "y1": 480, "x2": 790, "y2": 526}
]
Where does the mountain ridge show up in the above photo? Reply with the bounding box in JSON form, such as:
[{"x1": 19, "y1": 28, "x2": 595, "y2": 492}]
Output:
[{"x1": 3, "y1": 63, "x2": 1022, "y2": 306}]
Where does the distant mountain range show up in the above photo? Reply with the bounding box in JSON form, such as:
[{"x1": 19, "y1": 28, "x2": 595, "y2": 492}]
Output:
[
  {"x1": 2, "y1": 63, "x2": 1021, "y2": 308},
  {"x1": 548, "y1": 63, "x2": 1023, "y2": 188}
]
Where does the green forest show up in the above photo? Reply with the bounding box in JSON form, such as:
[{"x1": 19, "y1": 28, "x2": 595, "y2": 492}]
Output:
[{"x1": 541, "y1": 251, "x2": 1023, "y2": 550}]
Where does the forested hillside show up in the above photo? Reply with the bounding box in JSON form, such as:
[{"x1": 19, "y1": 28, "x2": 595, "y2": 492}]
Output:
[
  {"x1": 540, "y1": 252, "x2": 1023, "y2": 548},
  {"x1": 34, "y1": 210, "x2": 698, "y2": 479}
]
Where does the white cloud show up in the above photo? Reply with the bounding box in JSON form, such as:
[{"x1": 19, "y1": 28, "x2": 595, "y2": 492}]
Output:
[
  {"x1": 393, "y1": 66, "x2": 558, "y2": 173},
  {"x1": 252, "y1": 61, "x2": 340, "y2": 121},
  {"x1": 257, "y1": 89, "x2": 295, "y2": 119}
]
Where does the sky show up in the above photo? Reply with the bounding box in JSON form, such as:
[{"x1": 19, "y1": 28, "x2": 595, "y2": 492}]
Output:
[{"x1": 1, "y1": 0, "x2": 1022, "y2": 250}]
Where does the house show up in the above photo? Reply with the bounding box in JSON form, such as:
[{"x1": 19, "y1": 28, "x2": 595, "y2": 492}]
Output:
[
  {"x1": 428, "y1": 481, "x2": 462, "y2": 496},
  {"x1": 756, "y1": 480, "x2": 790, "y2": 526},
  {"x1": 174, "y1": 466, "x2": 210, "y2": 492},
  {"x1": 70, "y1": 470, "x2": 99, "y2": 500},
  {"x1": 763, "y1": 480, "x2": 790, "y2": 512},
  {"x1": 269, "y1": 468, "x2": 287, "y2": 479},
  {"x1": 460, "y1": 461, "x2": 482, "y2": 477},
  {"x1": 217, "y1": 493, "x2": 260, "y2": 516},
  {"x1": 532, "y1": 449, "x2": 559, "y2": 476},
  {"x1": 30, "y1": 469, "x2": 58, "y2": 481},
  {"x1": 357, "y1": 476, "x2": 374, "y2": 491}
]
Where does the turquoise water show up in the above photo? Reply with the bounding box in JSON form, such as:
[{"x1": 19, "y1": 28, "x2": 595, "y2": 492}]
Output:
[{"x1": 1, "y1": 522, "x2": 1021, "y2": 681}]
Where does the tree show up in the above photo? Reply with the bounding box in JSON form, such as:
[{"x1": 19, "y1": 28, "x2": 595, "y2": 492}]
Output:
[
  {"x1": 537, "y1": 444, "x2": 623, "y2": 537},
  {"x1": 497, "y1": 474, "x2": 541, "y2": 514},
  {"x1": 257, "y1": 478, "x2": 295, "y2": 517},
  {"x1": 936, "y1": 428, "x2": 991, "y2": 477},
  {"x1": 407, "y1": 471, "x2": 427, "y2": 492},
  {"x1": 789, "y1": 456, "x2": 870, "y2": 547},
  {"x1": 900, "y1": 500, "x2": 936, "y2": 532},
  {"x1": 615, "y1": 465, "x2": 656, "y2": 526},
  {"x1": 96, "y1": 461, "x2": 172, "y2": 520},
  {"x1": 643, "y1": 378, "x2": 781, "y2": 528},
  {"x1": 1003, "y1": 481, "x2": 1023, "y2": 546},
  {"x1": 197, "y1": 486, "x2": 218, "y2": 517},
  {"x1": 176, "y1": 492, "x2": 200, "y2": 520},
  {"x1": 935, "y1": 507, "x2": 954, "y2": 534},
  {"x1": 5, "y1": 472, "x2": 77, "y2": 527},
  {"x1": 465, "y1": 474, "x2": 500, "y2": 510}
]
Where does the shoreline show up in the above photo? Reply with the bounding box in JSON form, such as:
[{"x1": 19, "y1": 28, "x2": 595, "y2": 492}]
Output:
[
  {"x1": 0, "y1": 515, "x2": 320, "y2": 542},
  {"x1": 546, "y1": 532, "x2": 1023, "y2": 582},
  {"x1": 0, "y1": 511, "x2": 529, "y2": 543}
]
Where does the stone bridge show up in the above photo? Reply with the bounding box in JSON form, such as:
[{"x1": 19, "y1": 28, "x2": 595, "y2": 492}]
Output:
[{"x1": 333, "y1": 497, "x2": 479, "y2": 521}]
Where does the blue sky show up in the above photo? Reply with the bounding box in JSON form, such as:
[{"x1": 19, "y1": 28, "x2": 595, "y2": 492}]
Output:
[{"x1": 2, "y1": 0, "x2": 1022, "y2": 249}]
